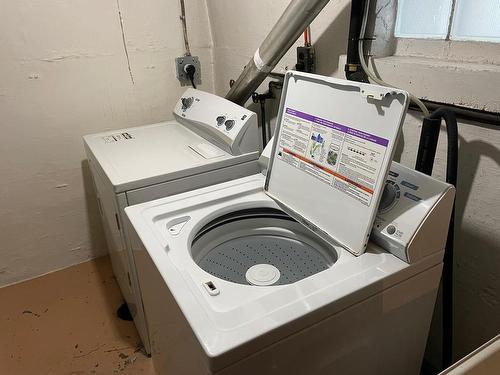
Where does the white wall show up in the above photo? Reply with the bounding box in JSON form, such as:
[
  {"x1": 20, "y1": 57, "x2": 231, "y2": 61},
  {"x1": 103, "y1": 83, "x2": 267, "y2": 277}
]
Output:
[
  {"x1": 0, "y1": 0, "x2": 214, "y2": 286},
  {"x1": 206, "y1": 0, "x2": 500, "y2": 365},
  {"x1": 207, "y1": 0, "x2": 352, "y2": 96}
]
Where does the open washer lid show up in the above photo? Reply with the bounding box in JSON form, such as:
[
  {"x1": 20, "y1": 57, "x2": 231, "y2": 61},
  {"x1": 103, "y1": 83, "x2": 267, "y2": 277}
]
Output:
[{"x1": 265, "y1": 71, "x2": 409, "y2": 256}]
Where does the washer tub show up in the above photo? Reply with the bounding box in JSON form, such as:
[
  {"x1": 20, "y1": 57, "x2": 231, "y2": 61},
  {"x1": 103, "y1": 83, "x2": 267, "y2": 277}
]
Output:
[{"x1": 191, "y1": 208, "x2": 338, "y2": 286}]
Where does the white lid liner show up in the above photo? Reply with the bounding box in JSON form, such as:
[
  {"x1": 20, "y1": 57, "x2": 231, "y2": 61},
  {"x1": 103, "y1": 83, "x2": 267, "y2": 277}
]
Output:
[{"x1": 265, "y1": 72, "x2": 409, "y2": 256}]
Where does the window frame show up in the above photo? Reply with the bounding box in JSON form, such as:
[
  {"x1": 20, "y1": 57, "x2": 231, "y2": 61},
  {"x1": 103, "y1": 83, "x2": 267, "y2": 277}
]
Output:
[
  {"x1": 366, "y1": 0, "x2": 500, "y2": 113},
  {"x1": 395, "y1": 0, "x2": 500, "y2": 44},
  {"x1": 394, "y1": 0, "x2": 454, "y2": 40}
]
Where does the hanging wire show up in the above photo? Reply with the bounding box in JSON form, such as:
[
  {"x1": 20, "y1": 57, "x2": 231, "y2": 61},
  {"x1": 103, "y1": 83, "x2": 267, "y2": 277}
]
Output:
[{"x1": 179, "y1": 0, "x2": 191, "y2": 56}]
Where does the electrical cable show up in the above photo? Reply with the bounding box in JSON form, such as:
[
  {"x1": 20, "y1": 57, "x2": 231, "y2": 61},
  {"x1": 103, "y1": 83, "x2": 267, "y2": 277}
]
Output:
[
  {"x1": 358, "y1": 0, "x2": 430, "y2": 117},
  {"x1": 179, "y1": 0, "x2": 191, "y2": 56},
  {"x1": 185, "y1": 64, "x2": 197, "y2": 89},
  {"x1": 189, "y1": 75, "x2": 197, "y2": 89}
]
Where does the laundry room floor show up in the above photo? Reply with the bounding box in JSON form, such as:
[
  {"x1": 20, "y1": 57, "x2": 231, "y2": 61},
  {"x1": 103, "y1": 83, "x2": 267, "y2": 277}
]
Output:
[{"x1": 0, "y1": 256, "x2": 155, "y2": 375}]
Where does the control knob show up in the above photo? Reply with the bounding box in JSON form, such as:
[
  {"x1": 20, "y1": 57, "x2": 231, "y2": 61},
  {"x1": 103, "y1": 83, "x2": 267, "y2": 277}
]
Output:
[
  {"x1": 378, "y1": 180, "x2": 400, "y2": 213},
  {"x1": 181, "y1": 97, "x2": 194, "y2": 111},
  {"x1": 216, "y1": 116, "x2": 226, "y2": 126}
]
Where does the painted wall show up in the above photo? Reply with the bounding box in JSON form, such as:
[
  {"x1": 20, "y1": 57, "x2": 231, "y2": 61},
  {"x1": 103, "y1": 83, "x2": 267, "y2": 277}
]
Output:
[
  {"x1": 206, "y1": 0, "x2": 500, "y2": 365},
  {"x1": 0, "y1": 0, "x2": 214, "y2": 286},
  {"x1": 207, "y1": 0, "x2": 352, "y2": 96}
]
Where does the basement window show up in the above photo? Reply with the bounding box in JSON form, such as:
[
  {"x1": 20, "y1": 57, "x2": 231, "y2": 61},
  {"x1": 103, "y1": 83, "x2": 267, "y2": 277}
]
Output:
[
  {"x1": 395, "y1": 0, "x2": 500, "y2": 43},
  {"x1": 366, "y1": 0, "x2": 500, "y2": 112}
]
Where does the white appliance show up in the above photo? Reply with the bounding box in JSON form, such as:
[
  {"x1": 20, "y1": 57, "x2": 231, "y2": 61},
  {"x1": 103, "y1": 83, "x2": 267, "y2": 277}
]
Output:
[
  {"x1": 125, "y1": 72, "x2": 456, "y2": 374},
  {"x1": 439, "y1": 334, "x2": 500, "y2": 375},
  {"x1": 83, "y1": 88, "x2": 260, "y2": 354}
]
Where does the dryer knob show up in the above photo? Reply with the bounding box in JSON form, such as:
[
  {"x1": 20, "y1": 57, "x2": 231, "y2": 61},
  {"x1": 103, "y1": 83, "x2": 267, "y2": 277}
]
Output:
[
  {"x1": 216, "y1": 116, "x2": 226, "y2": 126},
  {"x1": 181, "y1": 97, "x2": 194, "y2": 111}
]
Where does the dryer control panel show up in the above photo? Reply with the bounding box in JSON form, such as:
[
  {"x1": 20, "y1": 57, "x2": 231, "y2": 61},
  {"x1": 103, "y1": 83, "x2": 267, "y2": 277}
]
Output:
[
  {"x1": 173, "y1": 88, "x2": 259, "y2": 155},
  {"x1": 371, "y1": 162, "x2": 455, "y2": 263}
]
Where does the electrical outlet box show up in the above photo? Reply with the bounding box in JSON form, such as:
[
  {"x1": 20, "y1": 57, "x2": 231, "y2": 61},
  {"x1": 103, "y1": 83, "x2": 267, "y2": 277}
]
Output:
[
  {"x1": 175, "y1": 55, "x2": 202, "y2": 86},
  {"x1": 295, "y1": 46, "x2": 315, "y2": 73}
]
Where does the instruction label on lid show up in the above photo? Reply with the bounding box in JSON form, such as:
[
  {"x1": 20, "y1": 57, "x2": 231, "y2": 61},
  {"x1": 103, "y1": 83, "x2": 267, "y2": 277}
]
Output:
[{"x1": 277, "y1": 108, "x2": 389, "y2": 207}]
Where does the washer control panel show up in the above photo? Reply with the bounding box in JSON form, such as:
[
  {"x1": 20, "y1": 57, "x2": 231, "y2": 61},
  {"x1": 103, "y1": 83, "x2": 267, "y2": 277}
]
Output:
[
  {"x1": 371, "y1": 162, "x2": 453, "y2": 261},
  {"x1": 378, "y1": 179, "x2": 401, "y2": 213},
  {"x1": 174, "y1": 88, "x2": 258, "y2": 155}
]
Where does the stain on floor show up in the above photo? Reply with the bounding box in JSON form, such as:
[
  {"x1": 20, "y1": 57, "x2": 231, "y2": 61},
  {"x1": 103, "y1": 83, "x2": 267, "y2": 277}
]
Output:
[{"x1": 0, "y1": 256, "x2": 155, "y2": 374}]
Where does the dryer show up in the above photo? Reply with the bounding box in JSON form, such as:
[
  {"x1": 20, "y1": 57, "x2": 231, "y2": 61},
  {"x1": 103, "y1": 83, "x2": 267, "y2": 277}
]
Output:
[{"x1": 83, "y1": 89, "x2": 260, "y2": 354}]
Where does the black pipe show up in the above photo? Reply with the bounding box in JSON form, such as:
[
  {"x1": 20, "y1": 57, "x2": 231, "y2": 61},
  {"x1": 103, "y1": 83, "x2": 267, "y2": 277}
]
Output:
[
  {"x1": 428, "y1": 110, "x2": 458, "y2": 370},
  {"x1": 252, "y1": 80, "x2": 282, "y2": 148},
  {"x1": 345, "y1": 0, "x2": 369, "y2": 83},
  {"x1": 410, "y1": 100, "x2": 500, "y2": 127},
  {"x1": 260, "y1": 100, "x2": 267, "y2": 147},
  {"x1": 415, "y1": 108, "x2": 459, "y2": 371},
  {"x1": 415, "y1": 117, "x2": 441, "y2": 175}
]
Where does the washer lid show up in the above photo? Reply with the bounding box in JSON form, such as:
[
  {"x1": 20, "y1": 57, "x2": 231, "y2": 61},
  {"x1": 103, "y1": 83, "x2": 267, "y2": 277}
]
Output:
[{"x1": 265, "y1": 71, "x2": 409, "y2": 256}]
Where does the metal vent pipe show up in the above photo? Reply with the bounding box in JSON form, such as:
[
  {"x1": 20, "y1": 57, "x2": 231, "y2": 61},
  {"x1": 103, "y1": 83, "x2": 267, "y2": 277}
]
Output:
[{"x1": 225, "y1": 0, "x2": 332, "y2": 105}]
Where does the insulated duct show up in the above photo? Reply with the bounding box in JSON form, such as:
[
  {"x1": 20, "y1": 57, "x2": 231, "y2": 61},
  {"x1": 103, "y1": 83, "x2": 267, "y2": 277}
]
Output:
[{"x1": 225, "y1": 0, "x2": 331, "y2": 106}]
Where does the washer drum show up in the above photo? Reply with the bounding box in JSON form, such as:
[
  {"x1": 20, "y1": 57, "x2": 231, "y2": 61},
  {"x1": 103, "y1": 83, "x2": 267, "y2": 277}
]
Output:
[{"x1": 191, "y1": 208, "x2": 338, "y2": 286}]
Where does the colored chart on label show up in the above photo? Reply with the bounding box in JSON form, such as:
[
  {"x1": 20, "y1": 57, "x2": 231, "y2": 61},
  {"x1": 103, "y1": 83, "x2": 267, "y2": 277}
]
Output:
[{"x1": 277, "y1": 108, "x2": 389, "y2": 206}]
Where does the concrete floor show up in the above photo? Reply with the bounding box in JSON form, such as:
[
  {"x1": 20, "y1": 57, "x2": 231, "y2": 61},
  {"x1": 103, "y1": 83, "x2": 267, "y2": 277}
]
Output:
[{"x1": 0, "y1": 256, "x2": 155, "y2": 375}]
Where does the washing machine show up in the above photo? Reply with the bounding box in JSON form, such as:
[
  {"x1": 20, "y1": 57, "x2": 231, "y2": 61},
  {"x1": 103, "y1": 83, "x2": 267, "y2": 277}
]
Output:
[
  {"x1": 83, "y1": 88, "x2": 260, "y2": 354},
  {"x1": 125, "y1": 72, "x2": 456, "y2": 374}
]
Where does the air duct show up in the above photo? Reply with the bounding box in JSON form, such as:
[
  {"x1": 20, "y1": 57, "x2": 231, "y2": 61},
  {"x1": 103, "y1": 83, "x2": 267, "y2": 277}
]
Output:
[{"x1": 225, "y1": 0, "x2": 332, "y2": 106}]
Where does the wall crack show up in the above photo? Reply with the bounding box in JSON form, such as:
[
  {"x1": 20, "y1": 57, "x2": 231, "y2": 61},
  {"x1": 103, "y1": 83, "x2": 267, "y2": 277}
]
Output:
[
  {"x1": 116, "y1": 0, "x2": 135, "y2": 85},
  {"x1": 375, "y1": 0, "x2": 392, "y2": 17}
]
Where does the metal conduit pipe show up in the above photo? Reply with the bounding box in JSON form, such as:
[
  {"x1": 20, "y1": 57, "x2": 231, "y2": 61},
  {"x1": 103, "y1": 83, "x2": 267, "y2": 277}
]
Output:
[{"x1": 225, "y1": 0, "x2": 332, "y2": 106}]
